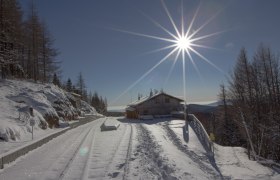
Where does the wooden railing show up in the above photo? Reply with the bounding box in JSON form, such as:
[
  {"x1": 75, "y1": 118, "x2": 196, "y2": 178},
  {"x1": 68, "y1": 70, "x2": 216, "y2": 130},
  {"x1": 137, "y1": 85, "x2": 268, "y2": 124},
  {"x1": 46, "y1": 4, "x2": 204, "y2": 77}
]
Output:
[{"x1": 188, "y1": 114, "x2": 214, "y2": 156}]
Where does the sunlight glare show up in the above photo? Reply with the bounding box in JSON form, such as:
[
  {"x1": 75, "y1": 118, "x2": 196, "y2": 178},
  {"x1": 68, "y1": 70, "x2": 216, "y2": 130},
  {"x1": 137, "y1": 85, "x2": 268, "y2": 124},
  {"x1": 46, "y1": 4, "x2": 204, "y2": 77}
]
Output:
[
  {"x1": 110, "y1": 0, "x2": 225, "y2": 106},
  {"x1": 176, "y1": 36, "x2": 191, "y2": 51}
]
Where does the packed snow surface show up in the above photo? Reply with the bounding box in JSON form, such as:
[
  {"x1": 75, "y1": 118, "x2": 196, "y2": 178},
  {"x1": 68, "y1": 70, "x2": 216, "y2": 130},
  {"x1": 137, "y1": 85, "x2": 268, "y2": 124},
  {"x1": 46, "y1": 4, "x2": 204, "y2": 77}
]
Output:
[{"x1": 0, "y1": 117, "x2": 278, "y2": 180}]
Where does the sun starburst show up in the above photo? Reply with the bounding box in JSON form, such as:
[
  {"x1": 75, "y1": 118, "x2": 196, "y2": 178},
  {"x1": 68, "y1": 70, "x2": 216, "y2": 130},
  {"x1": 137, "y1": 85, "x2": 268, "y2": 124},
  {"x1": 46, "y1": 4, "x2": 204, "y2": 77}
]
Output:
[
  {"x1": 110, "y1": 0, "x2": 225, "y2": 106},
  {"x1": 176, "y1": 35, "x2": 191, "y2": 51}
]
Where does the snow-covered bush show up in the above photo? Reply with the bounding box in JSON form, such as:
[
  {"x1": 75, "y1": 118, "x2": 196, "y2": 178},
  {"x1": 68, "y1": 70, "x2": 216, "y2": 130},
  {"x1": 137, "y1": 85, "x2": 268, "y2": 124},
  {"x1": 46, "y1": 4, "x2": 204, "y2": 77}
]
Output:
[{"x1": 0, "y1": 122, "x2": 21, "y2": 141}]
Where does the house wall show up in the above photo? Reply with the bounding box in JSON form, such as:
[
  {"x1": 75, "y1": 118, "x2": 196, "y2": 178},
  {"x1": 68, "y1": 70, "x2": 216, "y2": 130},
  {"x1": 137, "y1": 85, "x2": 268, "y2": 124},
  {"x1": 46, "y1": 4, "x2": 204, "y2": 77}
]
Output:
[
  {"x1": 136, "y1": 94, "x2": 182, "y2": 115},
  {"x1": 126, "y1": 111, "x2": 138, "y2": 119}
]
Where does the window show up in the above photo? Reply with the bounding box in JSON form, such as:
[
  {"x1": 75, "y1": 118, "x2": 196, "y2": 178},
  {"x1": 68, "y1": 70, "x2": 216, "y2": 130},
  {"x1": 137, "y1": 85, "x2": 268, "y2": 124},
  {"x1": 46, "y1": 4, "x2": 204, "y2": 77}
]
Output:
[{"x1": 165, "y1": 98, "x2": 170, "y2": 103}]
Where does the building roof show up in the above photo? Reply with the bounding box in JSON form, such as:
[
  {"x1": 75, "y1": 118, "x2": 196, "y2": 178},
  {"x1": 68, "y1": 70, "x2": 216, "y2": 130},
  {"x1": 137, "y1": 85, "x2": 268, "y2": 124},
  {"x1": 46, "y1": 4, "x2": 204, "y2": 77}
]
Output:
[
  {"x1": 127, "y1": 92, "x2": 184, "y2": 107},
  {"x1": 125, "y1": 106, "x2": 136, "y2": 111},
  {"x1": 71, "y1": 92, "x2": 81, "y2": 97}
]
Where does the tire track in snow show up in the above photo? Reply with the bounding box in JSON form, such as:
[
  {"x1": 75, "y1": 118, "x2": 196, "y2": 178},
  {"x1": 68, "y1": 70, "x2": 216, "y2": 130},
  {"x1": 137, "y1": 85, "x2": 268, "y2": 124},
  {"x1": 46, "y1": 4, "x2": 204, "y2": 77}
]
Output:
[
  {"x1": 123, "y1": 124, "x2": 133, "y2": 180},
  {"x1": 103, "y1": 124, "x2": 129, "y2": 178},
  {"x1": 84, "y1": 122, "x2": 132, "y2": 179},
  {"x1": 60, "y1": 121, "x2": 101, "y2": 180},
  {"x1": 42, "y1": 125, "x2": 93, "y2": 180},
  {"x1": 59, "y1": 126, "x2": 95, "y2": 179},
  {"x1": 41, "y1": 119, "x2": 103, "y2": 180},
  {"x1": 161, "y1": 122, "x2": 223, "y2": 179},
  {"x1": 134, "y1": 124, "x2": 178, "y2": 180}
]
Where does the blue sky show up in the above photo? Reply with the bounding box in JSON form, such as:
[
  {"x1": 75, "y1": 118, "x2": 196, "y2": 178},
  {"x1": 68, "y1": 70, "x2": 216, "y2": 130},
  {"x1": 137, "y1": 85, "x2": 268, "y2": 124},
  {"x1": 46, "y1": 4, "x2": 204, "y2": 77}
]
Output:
[{"x1": 19, "y1": 0, "x2": 280, "y2": 106}]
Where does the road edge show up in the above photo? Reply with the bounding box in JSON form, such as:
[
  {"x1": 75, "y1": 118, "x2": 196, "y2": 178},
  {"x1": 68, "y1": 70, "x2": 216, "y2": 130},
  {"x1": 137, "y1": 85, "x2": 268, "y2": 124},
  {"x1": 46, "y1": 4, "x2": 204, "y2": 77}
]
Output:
[{"x1": 0, "y1": 115, "x2": 102, "y2": 169}]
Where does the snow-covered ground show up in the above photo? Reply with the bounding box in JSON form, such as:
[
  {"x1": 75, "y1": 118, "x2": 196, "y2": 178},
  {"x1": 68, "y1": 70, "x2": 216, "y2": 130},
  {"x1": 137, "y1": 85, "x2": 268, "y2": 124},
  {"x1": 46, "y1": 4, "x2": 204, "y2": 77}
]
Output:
[
  {"x1": 152, "y1": 119, "x2": 278, "y2": 179},
  {"x1": 0, "y1": 79, "x2": 99, "y2": 155},
  {"x1": 0, "y1": 117, "x2": 278, "y2": 180}
]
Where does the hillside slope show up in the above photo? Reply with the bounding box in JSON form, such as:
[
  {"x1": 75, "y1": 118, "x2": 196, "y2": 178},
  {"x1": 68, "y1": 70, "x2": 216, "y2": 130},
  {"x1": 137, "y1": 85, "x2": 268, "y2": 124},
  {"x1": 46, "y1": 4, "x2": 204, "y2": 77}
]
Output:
[{"x1": 0, "y1": 79, "x2": 98, "y2": 142}]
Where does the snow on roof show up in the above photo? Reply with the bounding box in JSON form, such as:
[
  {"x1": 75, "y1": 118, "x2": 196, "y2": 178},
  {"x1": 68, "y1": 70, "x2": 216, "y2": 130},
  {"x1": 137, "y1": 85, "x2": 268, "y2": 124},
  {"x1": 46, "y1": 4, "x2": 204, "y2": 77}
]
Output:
[
  {"x1": 128, "y1": 92, "x2": 183, "y2": 107},
  {"x1": 125, "y1": 106, "x2": 136, "y2": 111},
  {"x1": 71, "y1": 92, "x2": 81, "y2": 97},
  {"x1": 128, "y1": 95, "x2": 150, "y2": 106}
]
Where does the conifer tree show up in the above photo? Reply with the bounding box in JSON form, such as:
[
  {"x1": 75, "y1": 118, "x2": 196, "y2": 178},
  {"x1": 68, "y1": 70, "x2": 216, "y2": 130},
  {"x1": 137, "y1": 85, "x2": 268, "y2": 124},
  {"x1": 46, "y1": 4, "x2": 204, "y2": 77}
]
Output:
[
  {"x1": 0, "y1": 0, "x2": 24, "y2": 78},
  {"x1": 76, "y1": 72, "x2": 86, "y2": 99},
  {"x1": 0, "y1": 0, "x2": 59, "y2": 81},
  {"x1": 66, "y1": 78, "x2": 72, "y2": 92},
  {"x1": 52, "y1": 73, "x2": 60, "y2": 87}
]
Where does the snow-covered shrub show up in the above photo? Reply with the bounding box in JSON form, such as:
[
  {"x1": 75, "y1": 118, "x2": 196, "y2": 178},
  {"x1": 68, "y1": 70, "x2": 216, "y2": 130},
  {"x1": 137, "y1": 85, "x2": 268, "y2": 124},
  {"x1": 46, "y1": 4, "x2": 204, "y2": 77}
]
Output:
[
  {"x1": 0, "y1": 122, "x2": 22, "y2": 141},
  {"x1": 44, "y1": 112, "x2": 59, "y2": 128}
]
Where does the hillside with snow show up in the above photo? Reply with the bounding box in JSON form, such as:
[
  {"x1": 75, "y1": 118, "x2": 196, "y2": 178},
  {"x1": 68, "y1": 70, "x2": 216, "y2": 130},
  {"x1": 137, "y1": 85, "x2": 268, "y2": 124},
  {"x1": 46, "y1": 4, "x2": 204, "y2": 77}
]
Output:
[{"x1": 0, "y1": 79, "x2": 98, "y2": 144}]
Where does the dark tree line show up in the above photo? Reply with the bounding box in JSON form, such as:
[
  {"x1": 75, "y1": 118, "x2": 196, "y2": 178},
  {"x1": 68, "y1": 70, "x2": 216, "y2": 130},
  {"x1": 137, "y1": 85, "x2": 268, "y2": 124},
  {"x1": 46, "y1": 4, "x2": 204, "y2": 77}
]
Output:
[
  {"x1": 90, "y1": 92, "x2": 107, "y2": 114},
  {"x1": 218, "y1": 44, "x2": 280, "y2": 162},
  {"x1": 214, "y1": 83, "x2": 243, "y2": 147},
  {"x1": 63, "y1": 72, "x2": 88, "y2": 101},
  {"x1": 63, "y1": 73, "x2": 107, "y2": 115},
  {"x1": 0, "y1": 0, "x2": 59, "y2": 82},
  {"x1": 1, "y1": 1, "x2": 107, "y2": 115}
]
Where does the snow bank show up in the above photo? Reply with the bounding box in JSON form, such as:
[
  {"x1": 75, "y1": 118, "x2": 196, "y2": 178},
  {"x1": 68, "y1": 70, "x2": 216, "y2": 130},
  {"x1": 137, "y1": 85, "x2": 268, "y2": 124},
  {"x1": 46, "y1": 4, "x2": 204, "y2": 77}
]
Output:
[
  {"x1": 166, "y1": 119, "x2": 278, "y2": 179},
  {"x1": 0, "y1": 79, "x2": 98, "y2": 142},
  {"x1": 130, "y1": 119, "x2": 278, "y2": 179},
  {"x1": 100, "y1": 118, "x2": 120, "y2": 131},
  {"x1": 214, "y1": 143, "x2": 277, "y2": 179}
]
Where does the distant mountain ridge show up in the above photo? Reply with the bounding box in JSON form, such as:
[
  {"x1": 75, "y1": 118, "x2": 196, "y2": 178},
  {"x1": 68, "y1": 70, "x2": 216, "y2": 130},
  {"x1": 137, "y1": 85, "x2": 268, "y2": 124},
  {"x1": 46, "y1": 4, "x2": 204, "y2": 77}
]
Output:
[
  {"x1": 187, "y1": 100, "x2": 228, "y2": 113},
  {"x1": 107, "y1": 100, "x2": 225, "y2": 114},
  {"x1": 187, "y1": 104, "x2": 217, "y2": 113}
]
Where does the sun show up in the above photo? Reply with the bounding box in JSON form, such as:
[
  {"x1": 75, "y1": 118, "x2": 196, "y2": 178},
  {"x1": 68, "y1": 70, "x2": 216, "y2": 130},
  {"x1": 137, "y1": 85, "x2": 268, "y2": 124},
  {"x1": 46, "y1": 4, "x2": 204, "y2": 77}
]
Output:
[
  {"x1": 111, "y1": 0, "x2": 225, "y2": 106},
  {"x1": 176, "y1": 36, "x2": 191, "y2": 51}
]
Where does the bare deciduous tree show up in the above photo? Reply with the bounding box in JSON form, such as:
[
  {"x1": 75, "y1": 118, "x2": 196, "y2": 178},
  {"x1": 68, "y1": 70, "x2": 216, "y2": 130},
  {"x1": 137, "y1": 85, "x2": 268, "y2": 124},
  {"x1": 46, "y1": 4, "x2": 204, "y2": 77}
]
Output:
[{"x1": 221, "y1": 45, "x2": 280, "y2": 161}]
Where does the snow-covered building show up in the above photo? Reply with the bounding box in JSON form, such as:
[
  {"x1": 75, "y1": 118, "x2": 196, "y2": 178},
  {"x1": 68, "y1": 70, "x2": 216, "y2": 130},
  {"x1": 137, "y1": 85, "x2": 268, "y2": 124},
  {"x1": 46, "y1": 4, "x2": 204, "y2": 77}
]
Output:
[{"x1": 126, "y1": 92, "x2": 183, "y2": 119}]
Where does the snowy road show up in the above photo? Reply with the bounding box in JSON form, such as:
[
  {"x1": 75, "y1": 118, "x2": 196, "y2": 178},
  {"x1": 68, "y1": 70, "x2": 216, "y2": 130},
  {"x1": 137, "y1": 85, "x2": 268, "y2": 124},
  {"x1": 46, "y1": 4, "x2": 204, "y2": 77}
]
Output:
[
  {"x1": 0, "y1": 117, "x2": 278, "y2": 180},
  {"x1": 0, "y1": 117, "x2": 133, "y2": 180}
]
